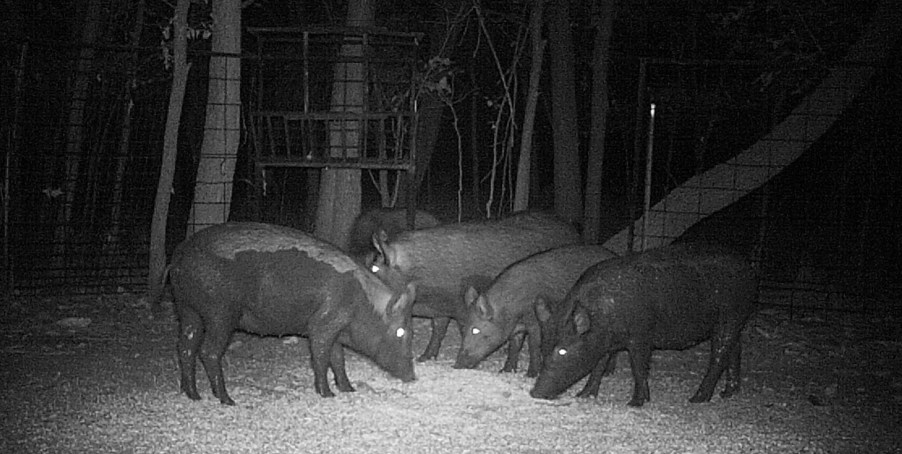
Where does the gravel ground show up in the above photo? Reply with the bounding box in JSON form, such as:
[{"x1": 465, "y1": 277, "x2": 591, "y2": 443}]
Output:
[{"x1": 1, "y1": 294, "x2": 900, "y2": 453}]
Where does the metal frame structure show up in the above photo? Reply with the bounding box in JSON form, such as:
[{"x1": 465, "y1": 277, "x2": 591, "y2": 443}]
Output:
[{"x1": 246, "y1": 27, "x2": 422, "y2": 220}]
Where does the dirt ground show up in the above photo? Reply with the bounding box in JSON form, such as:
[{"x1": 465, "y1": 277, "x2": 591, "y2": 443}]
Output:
[{"x1": 1, "y1": 293, "x2": 900, "y2": 453}]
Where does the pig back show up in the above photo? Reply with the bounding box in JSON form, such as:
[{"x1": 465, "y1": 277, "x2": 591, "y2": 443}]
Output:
[
  {"x1": 569, "y1": 242, "x2": 757, "y2": 346},
  {"x1": 481, "y1": 244, "x2": 617, "y2": 322},
  {"x1": 380, "y1": 214, "x2": 581, "y2": 310},
  {"x1": 170, "y1": 222, "x2": 403, "y2": 334},
  {"x1": 347, "y1": 208, "x2": 441, "y2": 257}
]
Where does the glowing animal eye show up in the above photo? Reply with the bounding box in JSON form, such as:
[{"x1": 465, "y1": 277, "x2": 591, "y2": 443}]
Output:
[
  {"x1": 557, "y1": 348, "x2": 568, "y2": 356},
  {"x1": 370, "y1": 264, "x2": 381, "y2": 273},
  {"x1": 471, "y1": 327, "x2": 481, "y2": 335},
  {"x1": 395, "y1": 327, "x2": 406, "y2": 338}
]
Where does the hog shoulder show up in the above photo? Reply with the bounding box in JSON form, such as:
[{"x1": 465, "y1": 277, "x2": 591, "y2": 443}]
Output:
[{"x1": 569, "y1": 242, "x2": 756, "y2": 347}]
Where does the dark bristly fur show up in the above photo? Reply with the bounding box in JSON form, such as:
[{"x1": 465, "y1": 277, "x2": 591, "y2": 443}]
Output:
[
  {"x1": 531, "y1": 242, "x2": 757, "y2": 407},
  {"x1": 169, "y1": 222, "x2": 416, "y2": 405},
  {"x1": 370, "y1": 211, "x2": 582, "y2": 362},
  {"x1": 346, "y1": 208, "x2": 441, "y2": 257},
  {"x1": 454, "y1": 244, "x2": 618, "y2": 377}
]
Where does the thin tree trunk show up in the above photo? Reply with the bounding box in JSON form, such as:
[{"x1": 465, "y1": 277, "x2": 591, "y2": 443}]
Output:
[
  {"x1": 186, "y1": 0, "x2": 242, "y2": 236},
  {"x1": 513, "y1": 0, "x2": 545, "y2": 212},
  {"x1": 583, "y1": 0, "x2": 615, "y2": 243},
  {"x1": 469, "y1": 64, "x2": 480, "y2": 209},
  {"x1": 548, "y1": 0, "x2": 582, "y2": 225},
  {"x1": 314, "y1": 0, "x2": 374, "y2": 246},
  {"x1": 148, "y1": 0, "x2": 191, "y2": 308},
  {"x1": 413, "y1": 0, "x2": 469, "y2": 193}
]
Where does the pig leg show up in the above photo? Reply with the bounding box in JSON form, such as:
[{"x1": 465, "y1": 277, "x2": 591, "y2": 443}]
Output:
[
  {"x1": 576, "y1": 353, "x2": 617, "y2": 398},
  {"x1": 176, "y1": 306, "x2": 204, "y2": 401},
  {"x1": 626, "y1": 343, "x2": 653, "y2": 407},
  {"x1": 689, "y1": 334, "x2": 733, "y2": 403},
  {"x1": 329, "y1": 344, "x2": 355, "y2": 393},
  {"x1": 501, "y1": 329, "x2": 527, "y2": 374},
  {"x1": 198, "y1": 315, "x2": 236, "y2": 406},
  {"x1": 419, "y1": 317, "x2": 451, "y2": 361},
  {"x1": 525, "y1": 320, "x2": 543, "y2": 377},
  {"x1": 309, "y1": 320, "x2": 345, "y2": 397},
  {"x1": 719, "y1": 340, "x2": 742, "y2": 399}
]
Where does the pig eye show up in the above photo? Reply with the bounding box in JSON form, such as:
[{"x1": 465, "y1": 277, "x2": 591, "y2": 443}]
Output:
[
  {"x1": 557, "y1": 348, "x2": 568, "y2": 356},
  {"x1": 471, "y1": 327, "x2": 481, "y2": 335},
  {"x1": 370, "y1": 264, "x2": 381, "y2": 273},
  {"x1": 395, "y1": 327, "x2": 406, "y2": 338}
]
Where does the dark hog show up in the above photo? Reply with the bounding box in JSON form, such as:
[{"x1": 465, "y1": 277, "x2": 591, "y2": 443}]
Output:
[
  {"x1": 347, "y1": 208, "x2": 441, "y2": 257},
  {"x1": 169, "y1": 222, "x2": 416, "y2": 405},
  {"x1": 530, "y1": 242, "x2": 757, "y2": 407},
  {"x1": 371, "y1": 211, "x2": 581, "y2": 362},
  {"x1": 454, "y1": 244, "x2": 617, "y2": 377}
]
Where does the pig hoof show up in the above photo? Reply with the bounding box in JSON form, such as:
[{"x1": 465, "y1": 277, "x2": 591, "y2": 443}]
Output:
[
  {"x1": 688, "y1": 394, "x2": 711, "y2": 404},
  {"x1": 720, "y1": 388, "x2": 738, "y2": 399},
  {"x1": 219, "y1": 396, "x2": 236, "y2": 406},
  {"x1": 319, "y1": 390, "x2": 335, "y2": 398},
  {"x1": 416, "y1": 354, "x2": 437, "y2": 362},
  {"x1": 626, "y1": 398, "x2": 646, "y2": 407},
  {"x1": 576, "y1": 390, "x2": 598, "y2": 399},
  {"x1": 525, "y1": 369, "x2": 538, "y2": 378},
  {"x1": 181, "y1": 384, "x2": 201, "y2": 401}
]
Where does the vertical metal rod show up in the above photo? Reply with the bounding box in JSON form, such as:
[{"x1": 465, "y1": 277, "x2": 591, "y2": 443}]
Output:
[
  {"x1": 303, "y1": 32, "x2": 310, "y2": 114},
  {"x1": 641, "y1": 103, "x2": 656, "y2": 251},
  {"x1": 628, "y1": 58, "x2": 647, "y2": 252}
]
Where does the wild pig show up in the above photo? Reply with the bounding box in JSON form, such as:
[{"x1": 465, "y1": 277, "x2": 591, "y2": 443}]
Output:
[
  {"x1": 454, "y1": 244, "x2": 617, "y2": 376},
  {"x1": 371, "y1": 211, "x2": 581, "y2": 361},
  {"x1": 169, "y1": 222, "x2": 416, "y2": 405},
  {"x1": 531, "y1": 242, "x2": 757, "y2": 407}
]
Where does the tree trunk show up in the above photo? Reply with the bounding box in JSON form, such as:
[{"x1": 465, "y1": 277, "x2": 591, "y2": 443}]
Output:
[
  {"x1": 469, "y1": 63, "x2": 480, "y2": 209},
  {"x1": 413, "y1": 0, "x2": 469, "y2": 193},
  {"x1": 513, "y1": 0, "x2": 546, "y2": 212},
  {"x1": 547, "y1": 0, "x2": 582, "y2": 226},
  {"x1": 603, "y1": 0, "x2": 902, "y2": 254},
  {"x1": 314, "y1": 0, "x2": 374, "y2": 246},
  {"x1": 583, "y1": 0, "x2": 615, "y2": 243},
  {"x1": 148, "y1": 0, "x2": 191, "y2": 308},
  {"x1": 186, "y1": 0, "x2": 242, "y2": 236}
]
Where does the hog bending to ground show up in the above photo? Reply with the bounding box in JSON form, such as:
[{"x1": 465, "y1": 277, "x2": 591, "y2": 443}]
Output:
[
  {"x1": 169, "y1": 222, "x2": 416, "y2": 405},
  {"x1": 531, "y1": 242, "x2": 757, "y2": 407},
  {"x1": 346, "y1": 208, "x2": 441, "y2": 258},
  {"x1": 454, "y1": 244, "x2": 617, "y2": 377},
  {"x1": 371, "y1": 211, "x2": 581, "y2": 362}
]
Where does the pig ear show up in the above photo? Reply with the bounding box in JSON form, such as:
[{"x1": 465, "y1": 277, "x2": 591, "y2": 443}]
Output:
[
  {"x1": 463, "y1": 286, "x2": 492, "y2": 318},
  {"x1": 475, "y1": 294, "x2": 493, "y2": 319},
  {"x1": 389, "y1": 282, "x2": 416, "y2": 315},
  {"x1": 572, "y1": 305, "x2": 591, "y2": 335},
  {"x1": 371, "y1": 229, "x2": 393, "y2": 266},
  {"x1": 464, "y1": 286, "x2": 479, "y2": 306},
  {"x1": 535, "y1": 298, "x2": 552, "y2": 324},
  {"x1": 405, "y1": 281, "x2": 416, "y2": 302}
]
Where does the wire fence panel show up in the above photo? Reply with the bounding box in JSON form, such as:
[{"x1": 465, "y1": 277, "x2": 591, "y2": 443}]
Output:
[
  {"x1": 622, "y1": 58, "x2": 901, "y2": 315},
  {"x1": 1, "y1": 28, "x2": 423, "y2": 297},
  {"x1": 2, "y1": 40, "x2": 172, "y2": 296}
]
